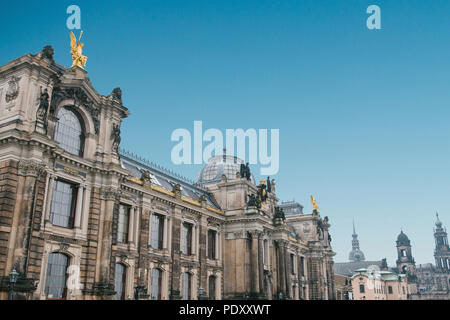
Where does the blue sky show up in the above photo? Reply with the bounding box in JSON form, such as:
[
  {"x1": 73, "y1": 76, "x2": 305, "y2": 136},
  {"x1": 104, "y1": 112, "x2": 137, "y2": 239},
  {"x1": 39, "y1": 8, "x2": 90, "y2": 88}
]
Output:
[{"x1": 1, "y1": 0, "x2": 449, "y2": 265}]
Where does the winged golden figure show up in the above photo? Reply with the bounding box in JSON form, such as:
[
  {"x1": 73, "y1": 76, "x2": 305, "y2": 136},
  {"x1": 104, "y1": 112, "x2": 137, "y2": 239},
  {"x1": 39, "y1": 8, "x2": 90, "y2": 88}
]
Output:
[
  {"x1": 70, "y1": 31, "x2": 88, "y2": 69},
  {"x1": 310, "y1": 195, "x2": 319, "y2": 211}
]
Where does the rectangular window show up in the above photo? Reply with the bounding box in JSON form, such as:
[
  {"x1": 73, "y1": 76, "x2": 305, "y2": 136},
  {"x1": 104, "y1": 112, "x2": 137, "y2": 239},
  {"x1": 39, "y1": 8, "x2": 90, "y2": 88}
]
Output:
[
  {"x1": 45, "y1": 253, "x2": 69, "y2": 299},
  {"x1": 290, "y1": 254, "x2": 295, "y2": 275},
  {"x1": 151, "y1": 269, "x2": 162, "y2": 300},
  {"x1": 117, "y1": 204, "x2": 130, "y2": 244},
  {"x1": 182, "y1": 272, "x2": 191, "y2": 300},
  {"x1": 182, "y1": 223, "x2": 193, "y2": 255},
  {"x1": 50, "y1": 180, "x2": 78, "y2": 228},
  {"x1": 151, "y1": 214, "x2": 165, "y2": 250},
  {"x1": 299, "y1": 257, "x2": 305, "y2": 276},
  {"x1": 388, "y1": 286, "x2": 393, "y2": 294},
  {"x1": 208, "y1": 230, "x2": 217, "y2": 260},
  {"x1": 360, "y1": 285, "x2": 365, "y2": 293}
]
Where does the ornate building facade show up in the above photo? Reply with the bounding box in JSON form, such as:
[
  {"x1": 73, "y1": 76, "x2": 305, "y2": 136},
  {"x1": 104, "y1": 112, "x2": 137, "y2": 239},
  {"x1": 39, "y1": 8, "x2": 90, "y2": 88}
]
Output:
[
  {"x1": 415, "y1": 214, "x2": 450, "y2": 299},
  {"x1": 0, "y1": 46, "x2": 335, "y2": 300}
]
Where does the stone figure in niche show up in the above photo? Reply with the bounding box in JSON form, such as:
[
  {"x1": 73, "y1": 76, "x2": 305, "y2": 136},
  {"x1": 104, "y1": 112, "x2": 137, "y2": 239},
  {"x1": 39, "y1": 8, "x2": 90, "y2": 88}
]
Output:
[
  {"x1": 36, "y1": 88, "x2": 49, "y2": 123},
  {"x1": 247, "y1": 194, "x2": 261, "y2": 209},
  {"x1": 247, "y1": 194, "x2": 257, "y2": 207},
  {"x1": 111, "y1": 123, "x2": 121, "y2": 152}
]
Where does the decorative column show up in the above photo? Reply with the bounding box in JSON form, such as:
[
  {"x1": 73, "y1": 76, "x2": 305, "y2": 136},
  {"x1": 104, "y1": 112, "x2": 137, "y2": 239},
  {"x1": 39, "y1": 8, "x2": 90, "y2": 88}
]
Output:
[
  {"x1": 98, "y1": 187, "x2": 118, "y2": 287},
  {"x1": 278, "y1": 241, "x2": 287, "y2": 295},
  {"x1": 7, "y1": 160, "x2": 45, "y2": 278},
  {"x1": 216, "y1": 231, "x2": 220, "y2": 261},
  {"x1": 195, "y1": 224, "x2": 200, "y2": 258},
  {"x1": 284, "y1": 244, "x2": 291, "y2": 298},
  {"x1": 81, "y1": 186, "x2": 91, "y2": 234},
  {"x1": 74, "y1": 186, "x2": 84, "y2": 228},
  {"x1": 168, "y1": 217, "x2": 173, "y2": 252},
  {"x1": 40, "y1": 173, "x2": 51, "y2": 226},
  {"x1": 170, "y1": 208, "x2": 182, "y2": 300},
  {"x1": 250, "y1": 231, "x2": 260, "y2": 294},
  {"x1": 258, "y1": 233, "x2": 264, "y2": 295},
  {"x1": 128, "y1": 206, "x2": 135, "y2": 243},
  {"x1": 134, "y1": 207, "x2": 140, "y2": 245},
  {"x1": 44, "y1": 175, "x2": 56, "y2": 223}
]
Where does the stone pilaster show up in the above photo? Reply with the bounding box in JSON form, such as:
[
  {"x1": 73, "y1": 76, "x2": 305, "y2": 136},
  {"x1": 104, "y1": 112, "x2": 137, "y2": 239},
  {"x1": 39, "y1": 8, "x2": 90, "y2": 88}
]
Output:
[
  {"x1": 258, "y1": 233, "x2": 264, "y2": 296},
  {"x1": 96, "y1": 186, "x2": 118, "y2": 297},
  {"x1": 170, "y1": 208, "x2": 181, "y2": 300},
  {"x1": 249, "y1": 231, "x2": 260, "y2": 295}
]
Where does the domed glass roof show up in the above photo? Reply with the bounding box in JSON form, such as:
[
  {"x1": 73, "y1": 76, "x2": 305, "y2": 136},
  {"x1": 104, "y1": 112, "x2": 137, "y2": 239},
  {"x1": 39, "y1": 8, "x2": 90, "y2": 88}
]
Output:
[{"x1": 196, "y1": 155, "x2": 255, "y2": 185}]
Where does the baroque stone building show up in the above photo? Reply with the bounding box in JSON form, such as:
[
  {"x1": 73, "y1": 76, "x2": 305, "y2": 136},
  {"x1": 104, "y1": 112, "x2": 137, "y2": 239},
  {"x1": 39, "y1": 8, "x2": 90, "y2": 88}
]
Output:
[
  {"x1": 414, "y1": 214, "x2": 450, "y2": 299},
  {"x1": 0, "y1": 46, "x2": 335, "y2": 300}
]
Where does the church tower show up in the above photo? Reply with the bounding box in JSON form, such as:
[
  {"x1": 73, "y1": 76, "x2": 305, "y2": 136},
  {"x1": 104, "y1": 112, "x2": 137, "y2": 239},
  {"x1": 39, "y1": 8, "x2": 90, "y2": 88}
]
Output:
[
  {"x1": 396, "y1": 230, "x2": 416, "y2": 275},
  {"x1": 348, "y1": 221, "x2": 365, "y2": 262},
  {"x1": 434, "y1": 213, "x2": 450, "y2": 272}
]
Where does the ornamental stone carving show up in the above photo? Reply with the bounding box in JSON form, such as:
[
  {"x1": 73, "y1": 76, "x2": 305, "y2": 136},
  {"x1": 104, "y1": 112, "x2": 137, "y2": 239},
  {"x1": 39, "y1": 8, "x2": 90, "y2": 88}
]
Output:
[
  {"x1": 5, "y1": 76, "x2": 20, "y2": 103},
  {"x1": 111, "y1": 123, "x2": 121, "y2": 153},
  {"x1": 50, "y1": 86, "x2": 100, "y2": 134},
  {"x1": 18, "y1": 160, "x2": 46, "y2": 177},
  {"x1": 36, "y1": 88, "x2": 49, "y2": 123},
  {"x1": 141, "y1": 170, "x2": 152, "y2": 187},
  {"x1": 112, "y1": 88, "x2": 122, "y2": 104},
  {"x1": 172, "y1": 184, "x2": 182, "y2": 199},
  {"x1": 100, "y1": 187, "x2": 119, "y2": 201},
  {"x1": 40, "y1": 45, "x2": 55, "y2": 61},
  {"x1": 59, "y1": 242, "x2": 70, "y2": 254}
]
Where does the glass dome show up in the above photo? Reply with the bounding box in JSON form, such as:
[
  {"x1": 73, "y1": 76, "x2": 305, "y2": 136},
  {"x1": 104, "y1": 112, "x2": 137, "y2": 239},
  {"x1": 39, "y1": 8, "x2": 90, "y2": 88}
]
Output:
[{"x1": 196, "y1": 155, "x2": 255, "y2": 185}]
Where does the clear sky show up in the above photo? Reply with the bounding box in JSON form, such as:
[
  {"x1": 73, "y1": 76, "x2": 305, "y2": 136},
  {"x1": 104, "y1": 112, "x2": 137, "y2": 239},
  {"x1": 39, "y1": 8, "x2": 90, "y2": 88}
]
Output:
[{"x1": 1, "y1": 0, "x2": 449, "y2": 265}]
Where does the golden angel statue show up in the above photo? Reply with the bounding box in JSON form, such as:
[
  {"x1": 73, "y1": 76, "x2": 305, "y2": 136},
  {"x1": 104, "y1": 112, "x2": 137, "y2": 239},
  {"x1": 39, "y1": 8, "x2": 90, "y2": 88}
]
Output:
[
  {"x1": 70, "y1": 31, "x2": 88, "y2": 69},
  {"x1": 310, "y1": 195, "x2": 319, "y2": 212}
]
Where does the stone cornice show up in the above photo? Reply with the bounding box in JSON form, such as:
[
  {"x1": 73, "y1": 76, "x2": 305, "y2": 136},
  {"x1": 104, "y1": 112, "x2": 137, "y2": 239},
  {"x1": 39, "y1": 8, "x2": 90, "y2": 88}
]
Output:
[
  {"x1": 0, "y1": 53, "x2": 62, "y2": 80},
  {"x1": 0, "y1": 130, "x2": 129, "y2": 179}
]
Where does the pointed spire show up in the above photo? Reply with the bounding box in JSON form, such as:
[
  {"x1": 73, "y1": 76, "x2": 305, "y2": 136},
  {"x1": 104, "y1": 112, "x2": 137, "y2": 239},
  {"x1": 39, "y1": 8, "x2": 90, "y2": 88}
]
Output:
[
  {"x1": 353, "y1": 219, "x2": 356, "y2": 235},
  {"x1": 435, "y1": 211, "x2": 442, "y2": 228}
]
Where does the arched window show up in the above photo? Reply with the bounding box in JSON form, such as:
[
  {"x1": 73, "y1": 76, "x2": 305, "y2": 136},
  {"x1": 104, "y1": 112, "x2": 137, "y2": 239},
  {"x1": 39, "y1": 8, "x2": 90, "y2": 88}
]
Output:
[
  {"x1": 45, "y1": 253, "x2": 69, "y2": 300},
  {"x1": 182, "y1": 272, "x2": 192, "y2": 300},
  {"x1": 151, "y1": 268, "x2": 162, "y2": 300},
  {"x1": 54, "y1": 108, "x2": 84, "y2": 156},
  {"x1": 401, "y1": 249, "x2": 407, "y2": 257},
  {"x1": 402, "y1": 265, "x2": 408, "y2": 273},
  {"x1": 208, "y1": 275, "x2": 216, "y2": 300},
  {"x1": 114, "y1": 263, "x2": 127, "y2": 300}
]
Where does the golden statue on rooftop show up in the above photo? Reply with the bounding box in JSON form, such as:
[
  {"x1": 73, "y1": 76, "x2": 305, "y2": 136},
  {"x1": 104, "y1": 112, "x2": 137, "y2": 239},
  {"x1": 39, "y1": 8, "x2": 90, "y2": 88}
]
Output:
[
  {"x1": 70, "y1": 31, "x2": 88, "y2": 69},
  {"x1": 311, "y1": 195, "x2": 319, "y2": 212}
]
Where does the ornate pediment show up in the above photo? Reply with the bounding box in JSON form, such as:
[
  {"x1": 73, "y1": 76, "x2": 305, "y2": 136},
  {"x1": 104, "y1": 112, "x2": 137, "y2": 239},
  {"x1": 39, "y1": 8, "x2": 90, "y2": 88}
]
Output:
[{"x1": 50, "y1": 86, "x2": 100, "y2": 134}]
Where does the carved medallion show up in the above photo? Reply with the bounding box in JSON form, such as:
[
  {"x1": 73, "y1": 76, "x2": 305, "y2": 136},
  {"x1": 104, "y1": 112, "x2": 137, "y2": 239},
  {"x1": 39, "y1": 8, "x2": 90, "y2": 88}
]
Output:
[{"x1": 5, "y1": 76, "x2": 20, "y2": 103}]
